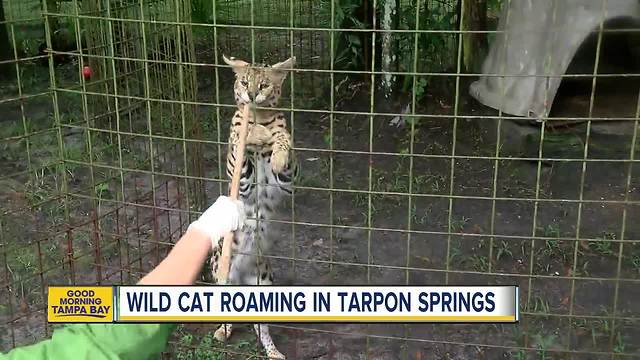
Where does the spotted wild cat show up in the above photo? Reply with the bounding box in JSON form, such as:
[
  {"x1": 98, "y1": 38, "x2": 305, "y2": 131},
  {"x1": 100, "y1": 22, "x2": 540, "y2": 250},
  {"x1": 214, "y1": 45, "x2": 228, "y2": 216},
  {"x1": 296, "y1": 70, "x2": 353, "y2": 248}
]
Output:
[{"x1": 209, "y1": 55, "x2": 298, "y2": 359}]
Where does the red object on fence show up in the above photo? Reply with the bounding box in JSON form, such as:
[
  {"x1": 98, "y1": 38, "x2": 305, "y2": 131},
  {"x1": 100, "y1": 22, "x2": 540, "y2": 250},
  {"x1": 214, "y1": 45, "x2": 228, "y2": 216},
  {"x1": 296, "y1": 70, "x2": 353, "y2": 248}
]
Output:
[{"x1": 82, "y1": 65, "x2": 92, "y2": 80}]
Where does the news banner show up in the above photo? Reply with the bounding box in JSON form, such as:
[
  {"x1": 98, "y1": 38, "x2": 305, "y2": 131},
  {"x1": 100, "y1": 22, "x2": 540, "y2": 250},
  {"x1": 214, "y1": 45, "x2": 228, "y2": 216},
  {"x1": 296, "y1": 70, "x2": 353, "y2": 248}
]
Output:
[{"x1": 47, "y1": 286, "x2": 519, "y2": 323}]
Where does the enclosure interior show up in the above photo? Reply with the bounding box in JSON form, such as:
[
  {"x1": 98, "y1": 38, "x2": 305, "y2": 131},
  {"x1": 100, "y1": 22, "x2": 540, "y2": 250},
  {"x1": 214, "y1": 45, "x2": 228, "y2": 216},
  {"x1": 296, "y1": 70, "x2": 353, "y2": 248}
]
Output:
[{"x1": 0, "y1": 0, "x2": 639, "y2": 359}]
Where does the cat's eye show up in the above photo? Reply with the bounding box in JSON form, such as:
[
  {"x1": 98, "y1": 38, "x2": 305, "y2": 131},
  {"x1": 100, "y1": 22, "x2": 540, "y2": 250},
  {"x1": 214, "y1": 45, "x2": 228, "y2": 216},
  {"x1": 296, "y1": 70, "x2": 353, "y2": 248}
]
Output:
[
  {"x1": 259, "y1": 83, "x2": 269, "y2": 90},
  {"x1": 240, "y1": 80, "x2": 248, "y2": 87}
]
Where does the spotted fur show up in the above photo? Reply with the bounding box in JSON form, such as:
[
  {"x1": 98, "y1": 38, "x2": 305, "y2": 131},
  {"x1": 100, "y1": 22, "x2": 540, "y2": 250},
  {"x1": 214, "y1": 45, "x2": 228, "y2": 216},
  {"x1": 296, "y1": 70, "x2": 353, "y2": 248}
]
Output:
[{"x1": 209, "y1": 55, "x2": 298, "y2": 359}]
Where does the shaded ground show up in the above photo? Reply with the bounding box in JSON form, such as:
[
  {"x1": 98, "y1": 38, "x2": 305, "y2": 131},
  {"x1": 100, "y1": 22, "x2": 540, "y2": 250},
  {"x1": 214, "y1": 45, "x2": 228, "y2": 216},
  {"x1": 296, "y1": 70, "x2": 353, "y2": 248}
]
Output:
[{"x1": 166, "y1": 56, "x2": 640, "y2": 359}]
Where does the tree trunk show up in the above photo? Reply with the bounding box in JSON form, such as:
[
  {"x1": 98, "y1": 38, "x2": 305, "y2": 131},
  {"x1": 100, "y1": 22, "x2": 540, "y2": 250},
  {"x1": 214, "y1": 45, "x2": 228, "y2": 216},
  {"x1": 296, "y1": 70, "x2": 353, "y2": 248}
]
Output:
[
  {"x1": 462, "y1": 0, "x2": 488, "y2": 73},
  {"x1": 0, "y1": 1, "x2": 14, "y2": 79},
  {"x1": 380, "y1": 0, "x2": 397, "y2": 98}
]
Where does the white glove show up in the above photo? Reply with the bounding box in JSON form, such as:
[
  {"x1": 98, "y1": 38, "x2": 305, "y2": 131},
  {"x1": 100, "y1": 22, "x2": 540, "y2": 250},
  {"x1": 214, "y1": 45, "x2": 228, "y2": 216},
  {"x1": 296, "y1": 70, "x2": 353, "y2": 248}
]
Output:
[{"x1": 188, "y1": 196, "x2": 245, "y2": 245}]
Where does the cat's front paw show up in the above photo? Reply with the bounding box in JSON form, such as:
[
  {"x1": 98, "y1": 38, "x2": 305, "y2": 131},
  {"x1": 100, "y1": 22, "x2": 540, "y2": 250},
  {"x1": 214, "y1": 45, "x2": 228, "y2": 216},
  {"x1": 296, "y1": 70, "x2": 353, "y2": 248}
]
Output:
[
  {"x1": 247, "y1": 124, "x2": 272, "y2": 146},
  {"x1": 270, "y1": 150, "x2": 289, "y2": 173}
]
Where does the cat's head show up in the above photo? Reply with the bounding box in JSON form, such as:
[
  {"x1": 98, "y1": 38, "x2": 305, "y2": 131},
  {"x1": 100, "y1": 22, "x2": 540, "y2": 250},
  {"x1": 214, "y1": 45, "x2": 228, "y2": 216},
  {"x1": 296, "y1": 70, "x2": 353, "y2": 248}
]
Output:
[{"x1": 223, "y1": 55, "x2": 295, "y2": 107}]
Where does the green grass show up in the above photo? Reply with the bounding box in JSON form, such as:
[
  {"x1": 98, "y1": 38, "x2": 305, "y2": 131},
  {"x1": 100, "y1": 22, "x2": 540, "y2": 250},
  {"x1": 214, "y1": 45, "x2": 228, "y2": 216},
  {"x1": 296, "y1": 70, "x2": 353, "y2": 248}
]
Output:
[
  {"x1": 469, "y1": 254, "x2": 489, "y2": 272},
  {"x1": 450, "y1": 216, "x2": 470, "y2": 233},
  {"x1": 527, "y1": 296, "x2": 550, "y2": 318},
  {"x1": 448, "y1": 239, "x2": 463, "y2": 266},
  {"x1": 494, "y1": 240, "x2": 512, "y2": 261},
  {"x1": 613, "y1": 332, "x2": 626, "y2": 354},
  {"x1": 410, "y1": 203, "x2": 431, "y2": 226},
  {"x1": 537, "y1": 223, "x2": 570, "y2": 268},
  {"x1": 531, "y1": 333, "x2": 557, "y2": 360},
  {"x1": 173, "y1": 326, "x2": 260, "y2": 360},
  {"x1": 589, "y1": 232, "x2": 616, "y2": 257}
]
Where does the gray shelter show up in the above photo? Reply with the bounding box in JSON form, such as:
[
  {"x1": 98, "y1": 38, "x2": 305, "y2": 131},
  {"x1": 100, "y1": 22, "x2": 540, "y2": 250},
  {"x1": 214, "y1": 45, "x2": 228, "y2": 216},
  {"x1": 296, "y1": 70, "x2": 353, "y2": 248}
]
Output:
[{"x1": 469, "y1": 0, "x2": 640, "y2": 120}]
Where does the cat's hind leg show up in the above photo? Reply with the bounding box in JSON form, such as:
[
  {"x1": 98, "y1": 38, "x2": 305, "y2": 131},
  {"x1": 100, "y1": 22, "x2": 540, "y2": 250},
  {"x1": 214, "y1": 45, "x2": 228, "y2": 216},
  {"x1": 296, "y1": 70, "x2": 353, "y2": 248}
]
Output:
[
  {"x1": 246, "y1": 261, "x2": 285, "y2": 359},
  {"x1": 254, "y1": 324, "x2": 285, "y2": 359},
  {"x1": 213, "y1": 323, "x2": 233, "y2": 342}
]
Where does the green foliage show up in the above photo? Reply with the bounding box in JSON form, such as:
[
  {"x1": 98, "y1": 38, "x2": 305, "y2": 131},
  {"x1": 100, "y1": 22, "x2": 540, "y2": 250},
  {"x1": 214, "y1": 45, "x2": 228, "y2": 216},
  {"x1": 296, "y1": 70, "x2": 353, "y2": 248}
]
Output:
[
  {"x1": 532, "y1": 333, "x2": 556, "y2": 360},
  {"x1": 94, "y1": 182, "x2": 110, "y2": 199},
  {"x1": 327, "y1": 0, "x2": 369, "y2": 70},
  {"x1": 613, "y1": 332, "x2": 626, "y2": 354},
  {"x1": 589, "y1": 232, "x2": 616, "y2": 256},
  {"x1": 398, "y1": 1, "x2": 457, "y2": 82},
  {"x1": 487, "y1": 0, "x2": 504, "y2": 14},
  {"x1": 495, "y1": 240, "x2": 512, "y2": 261},
  {"x1": 191, "y1": 0, "x2": 214, "y2": 24},
  {"x1": 325, "y1": 0, "x2": 460, "y2": 95},
  {"x1": 174, "y1": 326, "x2": 258, "y2": 360}
]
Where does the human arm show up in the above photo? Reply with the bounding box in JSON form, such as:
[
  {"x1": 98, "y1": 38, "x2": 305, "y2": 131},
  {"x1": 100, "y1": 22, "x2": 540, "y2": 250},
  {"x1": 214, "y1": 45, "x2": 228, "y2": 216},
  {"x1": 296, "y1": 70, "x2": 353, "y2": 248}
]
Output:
[
  {"x1": 0, "y1": 323, "x2": 176, "y2": 360},
  {"x1": 137, "y1": 227, "x2": 213, "y2": 285},
  {"x1": 139, "y1": 195, "x2": 244, "y2": 285}
]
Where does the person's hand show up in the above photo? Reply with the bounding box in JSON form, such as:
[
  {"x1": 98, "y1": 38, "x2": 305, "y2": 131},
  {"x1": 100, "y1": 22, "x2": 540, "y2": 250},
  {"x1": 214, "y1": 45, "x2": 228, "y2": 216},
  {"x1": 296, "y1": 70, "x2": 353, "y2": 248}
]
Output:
[{"x1": 188, "y1": 196, "x2": 245, "y2": 246}]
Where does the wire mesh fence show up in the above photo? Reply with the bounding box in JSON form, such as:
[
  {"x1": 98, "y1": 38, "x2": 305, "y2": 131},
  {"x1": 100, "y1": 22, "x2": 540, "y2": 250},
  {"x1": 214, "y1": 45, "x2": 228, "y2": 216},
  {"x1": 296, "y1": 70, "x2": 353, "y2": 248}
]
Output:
[{"x1": 1, "y1": 0, "x2": 639, "y2": 358}]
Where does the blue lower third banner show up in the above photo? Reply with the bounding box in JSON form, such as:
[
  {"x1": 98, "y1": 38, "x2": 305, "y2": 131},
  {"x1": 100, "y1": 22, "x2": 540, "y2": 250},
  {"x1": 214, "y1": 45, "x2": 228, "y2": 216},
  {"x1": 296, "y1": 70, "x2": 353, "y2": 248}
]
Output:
[{"x1": 111, "y1": 286, "x2": 519, "y2": 323}]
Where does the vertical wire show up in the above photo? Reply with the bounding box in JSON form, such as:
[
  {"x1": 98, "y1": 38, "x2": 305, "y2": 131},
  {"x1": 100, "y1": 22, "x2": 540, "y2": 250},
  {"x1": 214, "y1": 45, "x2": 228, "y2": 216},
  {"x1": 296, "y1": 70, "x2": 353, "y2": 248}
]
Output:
[
  {"x1": 250, "y1": 0, "x2": 255, "y2": 62},
  {"x1": 329, "y1": 0, "x2": 335, "y2": 273},
  {"x1": 212, "y1": 0, "x2": 223, "y2": 199},
  {"x1": 211, "y1": 0, "x2": 226, "y2": 296},
  {"x1": 524, "y1": 0, "x2": 558, "y2": 349},
  {"x1": 249, "y1": 0, "x2": 263, "y2": 353},
  {"x1": 567, "y1": 0, "x2": 607, "y2": 351},
  {"x1": 117, "y1": 1, "x2": 134, "y2": 283},
  {"x1": 487, "y1": 7, "x2": 505, "y2": 274},
  {"x1": 484, "y1": 13, "x2": 516, "y2": 354},
  {"x1": 102, "y1": 0, "x2": 127, "y2": 285},
  {"x1": 138, "y1": 0, "x2": 160, "y2": 274},
  {"x1": 289, "y1": 0, "x2": 297, "y2": 279},
  {"x1": 1, "y1": 219, "x2": 17, "y2": 347},
  {"x1": 406, "y1": 0, "x2": 421, "y2": 285},
  {"x1": 366, "y1": 0, "x2": 377, "y2": 356},
  {"x1": 403, "y1": 0, "x2": 421, "y2": 357},
  {"x1": 174, "y1": 0, "x2": 192, "y2": 229},
  {"x1": 445, "y1": 0, "x2": 465, "y2": 285},
  {"x1": 42, "y1": 0, "x2": 73, "y2": 284},
  {"x1": 5, "y1": 1, "x2": 34, "y2": 181},
  {"x1": 607, "y1": 86, "x2": 640, "y2": 358}
]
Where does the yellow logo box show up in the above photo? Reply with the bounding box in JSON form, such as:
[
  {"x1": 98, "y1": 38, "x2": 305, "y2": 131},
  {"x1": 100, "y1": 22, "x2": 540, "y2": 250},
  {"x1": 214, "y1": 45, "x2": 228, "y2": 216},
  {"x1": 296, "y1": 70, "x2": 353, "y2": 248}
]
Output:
[{"x1": 47, "y1": 286, "x2": 114, "y2": 323}]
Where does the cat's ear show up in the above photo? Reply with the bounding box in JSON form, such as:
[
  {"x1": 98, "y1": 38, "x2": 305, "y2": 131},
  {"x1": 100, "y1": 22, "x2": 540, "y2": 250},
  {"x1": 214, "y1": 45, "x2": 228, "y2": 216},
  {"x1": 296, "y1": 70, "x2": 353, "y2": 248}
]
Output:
[
  {"x1": 223, "y1": 55, "x2": 249, "y2": 73},
  {"x1": 269, "y1": 56, "x2": 296, "y2": 83},
  {"x1": 272, "y1": 56, "x2": 295, "y2": 70}
]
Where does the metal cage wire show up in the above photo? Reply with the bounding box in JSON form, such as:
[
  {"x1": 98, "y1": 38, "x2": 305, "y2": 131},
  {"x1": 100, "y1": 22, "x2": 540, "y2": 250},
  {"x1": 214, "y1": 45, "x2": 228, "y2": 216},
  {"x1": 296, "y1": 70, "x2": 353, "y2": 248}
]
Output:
[{"x1": 0, "y1": 0, "x2": 639, "y2": 358}]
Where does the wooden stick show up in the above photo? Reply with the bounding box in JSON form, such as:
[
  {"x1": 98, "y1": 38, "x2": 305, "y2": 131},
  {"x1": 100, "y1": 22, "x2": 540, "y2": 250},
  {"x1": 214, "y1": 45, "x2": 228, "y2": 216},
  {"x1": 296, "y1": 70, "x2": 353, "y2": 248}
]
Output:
[{"x1": 216, "y1": 103, "x2": 251, "y2": 284}]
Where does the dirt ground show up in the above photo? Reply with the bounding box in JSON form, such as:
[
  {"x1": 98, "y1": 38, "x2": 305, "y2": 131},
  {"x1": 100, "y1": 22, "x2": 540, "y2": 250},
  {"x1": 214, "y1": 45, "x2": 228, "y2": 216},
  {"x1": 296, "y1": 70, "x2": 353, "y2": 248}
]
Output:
[
  {"x1": 1, "y1": 41, "x2": 639, "y2": 359},
  {"x1": 164, "y1": 62, "x2": 640, "y2": 359}
]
